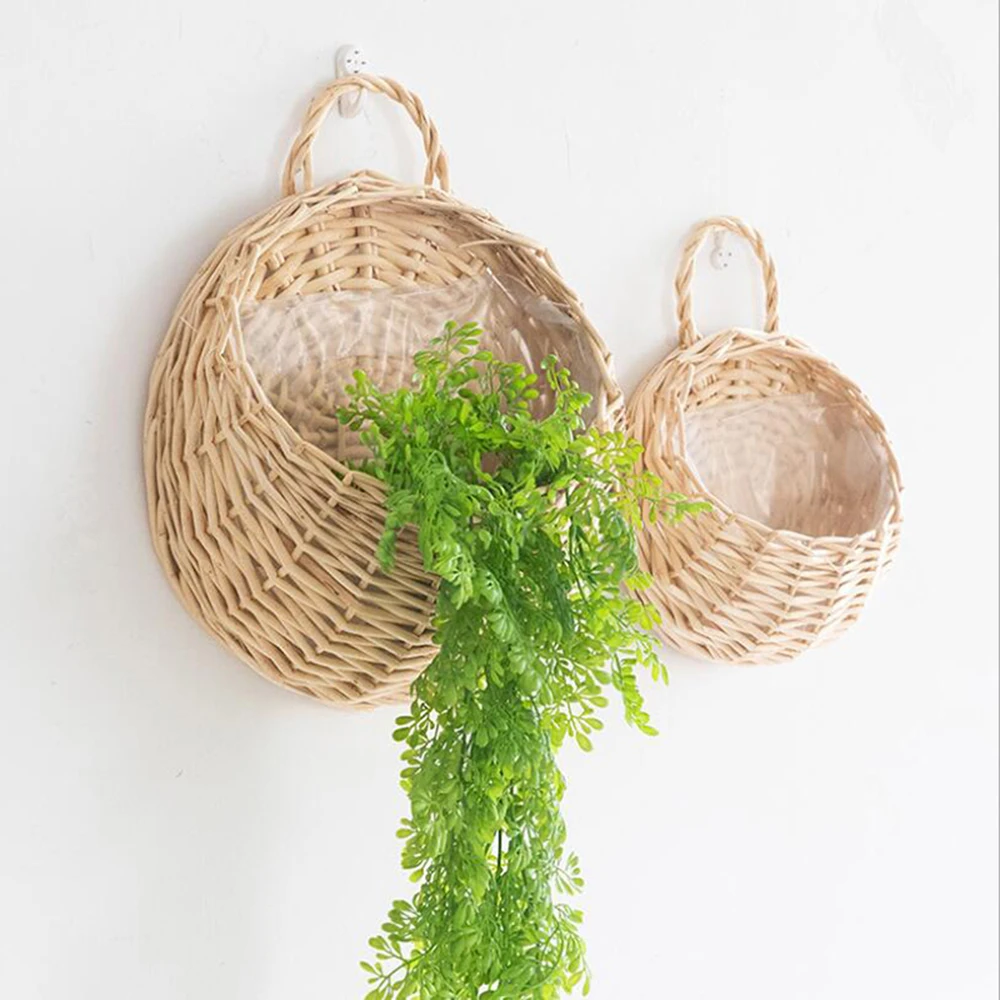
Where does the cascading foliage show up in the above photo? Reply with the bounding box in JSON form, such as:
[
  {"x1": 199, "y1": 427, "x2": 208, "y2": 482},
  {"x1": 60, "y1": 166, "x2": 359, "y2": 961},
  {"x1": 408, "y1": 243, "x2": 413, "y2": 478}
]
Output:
[{"x1": 340, "y1": 324, "x2": 705, "y2": 1000}]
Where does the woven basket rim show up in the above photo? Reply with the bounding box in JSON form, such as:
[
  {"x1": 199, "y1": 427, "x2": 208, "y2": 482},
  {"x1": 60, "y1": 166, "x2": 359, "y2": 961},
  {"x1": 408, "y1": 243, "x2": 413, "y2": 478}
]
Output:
[
  {"x1": 223, "y1": 170, "x2": 616, "y2": 499},
  {"x1": 646, "y1": 325, "x2": 904, "y2": 544},
  {"x1": 275, "y1": 170, "x2": 504, "y2": 229}
]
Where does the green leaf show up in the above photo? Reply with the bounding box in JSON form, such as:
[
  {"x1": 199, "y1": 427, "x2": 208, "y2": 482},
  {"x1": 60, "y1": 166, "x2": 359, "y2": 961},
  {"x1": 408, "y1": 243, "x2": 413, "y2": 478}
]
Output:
[{"x1": 335, "y1": 322, "x2": 704, "y2": 997}]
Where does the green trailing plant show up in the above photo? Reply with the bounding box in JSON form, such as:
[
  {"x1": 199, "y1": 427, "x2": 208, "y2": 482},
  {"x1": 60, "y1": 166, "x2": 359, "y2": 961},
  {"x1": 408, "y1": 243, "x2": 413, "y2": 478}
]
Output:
[{"x1": 340, "y1": 323, "x2": 706, "y2": 1000}]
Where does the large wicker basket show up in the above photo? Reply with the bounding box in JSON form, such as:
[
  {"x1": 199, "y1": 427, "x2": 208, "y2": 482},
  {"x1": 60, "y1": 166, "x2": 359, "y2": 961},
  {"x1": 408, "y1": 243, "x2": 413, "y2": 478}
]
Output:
[
  {"x1": 144, "y1": 75, "x2": 622, "y2": 707},
  {"x1": 628, "y1": 217, "x2": 902, "y2": 664}
]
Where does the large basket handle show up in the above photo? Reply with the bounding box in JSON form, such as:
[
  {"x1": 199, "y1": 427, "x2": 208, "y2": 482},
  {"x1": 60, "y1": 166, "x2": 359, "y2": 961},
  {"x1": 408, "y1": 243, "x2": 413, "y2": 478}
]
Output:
[
  {"x1": 675, "y1": 216, "x2": 780, "y2": 348},
  {"x1": 281, "y1": 74, "x2": 450, "y2": 196}
]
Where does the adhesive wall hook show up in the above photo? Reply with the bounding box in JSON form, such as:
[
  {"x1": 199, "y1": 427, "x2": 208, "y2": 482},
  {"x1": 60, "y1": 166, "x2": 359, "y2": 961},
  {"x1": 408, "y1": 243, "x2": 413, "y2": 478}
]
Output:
[
  {"x1": 710, "y1": 230, "x2": 734, "y2": 270},
  {"x1": 335, "y1": 44, "x2": 369, "y2": 118}
]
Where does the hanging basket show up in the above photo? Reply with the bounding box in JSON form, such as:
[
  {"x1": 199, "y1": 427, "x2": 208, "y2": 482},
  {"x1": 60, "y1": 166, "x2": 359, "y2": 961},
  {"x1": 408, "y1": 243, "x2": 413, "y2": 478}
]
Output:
[
  {"x1": 628, "y1": 217, "x2": 902, "y2": 664},
  {"x1": 144, "y1": 75, "x2": 622, "y2": 707}
]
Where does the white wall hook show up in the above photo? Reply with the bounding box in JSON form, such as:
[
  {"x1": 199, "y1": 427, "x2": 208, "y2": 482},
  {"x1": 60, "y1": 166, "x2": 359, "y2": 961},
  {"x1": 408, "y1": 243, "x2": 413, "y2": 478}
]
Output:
[
  {"x1": 710, "y1": 230, "x2": 734, "y2": 270},
  {"x1": 335, "y1": 44, "x2": 369, "y2": 118}
]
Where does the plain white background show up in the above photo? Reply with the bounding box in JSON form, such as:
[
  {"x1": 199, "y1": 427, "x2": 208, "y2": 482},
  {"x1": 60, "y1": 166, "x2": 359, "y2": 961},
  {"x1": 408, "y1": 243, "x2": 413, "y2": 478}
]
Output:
[{"x1": 1, "y1": 1, "x2": 997, "y2": 997}]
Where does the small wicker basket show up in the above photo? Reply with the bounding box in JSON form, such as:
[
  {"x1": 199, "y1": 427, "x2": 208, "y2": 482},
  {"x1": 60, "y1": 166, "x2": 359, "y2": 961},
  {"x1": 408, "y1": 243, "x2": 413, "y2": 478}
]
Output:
[
  {"x1": 144, "y1": 75, "x2": 622, "y2": 707},
  {"x1": 628, "y1": 217, "x2": 902, "y2": 664}
]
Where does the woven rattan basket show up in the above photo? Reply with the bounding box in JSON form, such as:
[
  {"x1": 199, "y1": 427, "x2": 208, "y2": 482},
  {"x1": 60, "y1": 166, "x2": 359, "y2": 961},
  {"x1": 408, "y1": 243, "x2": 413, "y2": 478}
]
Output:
[
  {"x1": 628, "y1": 217, "x2": 902, "y2": 664},
  {"x1": 145, "y1": 75, "x2": 622, "y2": 707}
]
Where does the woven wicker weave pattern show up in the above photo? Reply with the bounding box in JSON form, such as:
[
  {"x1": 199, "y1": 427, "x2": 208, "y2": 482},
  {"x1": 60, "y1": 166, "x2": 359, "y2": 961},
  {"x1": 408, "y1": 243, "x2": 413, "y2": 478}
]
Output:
[
  {"x1": 627, "y1": 217, "x2": 902, "y2": 664},
  {"x1": 144, "y1": 76, "x2": 622, "y2": 707}
]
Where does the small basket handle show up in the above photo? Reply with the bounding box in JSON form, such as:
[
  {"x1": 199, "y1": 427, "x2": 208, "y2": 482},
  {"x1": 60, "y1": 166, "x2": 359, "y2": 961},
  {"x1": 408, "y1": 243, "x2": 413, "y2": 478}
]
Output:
[
  {"x1": 675, "y1": 216, "x2": 780, "y2": 348},
  {"x1": 281, "y1": 74, "x2": 450, "y2": 197}
]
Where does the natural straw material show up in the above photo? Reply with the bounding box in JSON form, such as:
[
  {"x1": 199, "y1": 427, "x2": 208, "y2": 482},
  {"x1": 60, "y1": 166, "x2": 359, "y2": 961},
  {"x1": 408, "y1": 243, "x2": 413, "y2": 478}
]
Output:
[
  {"x1": 628, "y1": 217, "x2": 902, "y2": 664},
  {"x1": 144, "y1": 75, "x2": 622, "y2": 707}
]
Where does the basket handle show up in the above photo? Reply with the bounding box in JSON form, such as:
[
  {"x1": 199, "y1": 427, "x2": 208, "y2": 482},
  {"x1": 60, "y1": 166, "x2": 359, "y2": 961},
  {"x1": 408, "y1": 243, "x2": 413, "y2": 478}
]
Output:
[
  {"x1": 281, "y1": 74, "x2": 450, "y2": 197},
  {"x1": 675, "y1": 216, "x2": 780, "y2": 348}
]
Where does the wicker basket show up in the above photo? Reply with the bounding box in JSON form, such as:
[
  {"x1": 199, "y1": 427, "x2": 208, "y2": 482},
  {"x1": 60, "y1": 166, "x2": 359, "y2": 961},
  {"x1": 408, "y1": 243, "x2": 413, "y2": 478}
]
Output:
[
  {"x1": 144, "y1": 75, "x2": 622, "y2": 707},
  {"x1": 628, "y1": 217, "x2": 902, "y2": 664}
]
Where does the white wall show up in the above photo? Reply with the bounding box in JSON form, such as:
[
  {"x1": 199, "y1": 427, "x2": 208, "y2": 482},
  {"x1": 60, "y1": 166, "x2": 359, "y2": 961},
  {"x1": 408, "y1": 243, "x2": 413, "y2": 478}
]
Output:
[{"x1": 1, "y1": 2, "x2": 996, "y2": 998}]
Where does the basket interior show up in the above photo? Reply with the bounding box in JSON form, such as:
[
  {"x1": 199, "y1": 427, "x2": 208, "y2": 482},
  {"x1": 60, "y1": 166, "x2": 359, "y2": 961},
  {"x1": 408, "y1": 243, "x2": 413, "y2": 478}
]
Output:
[
  {"x1": 239, "y1": 272, "x2": 603, "y2": 463},
  {"x1": 681, "y1": 348, "x2": 895, "y2": 537}
]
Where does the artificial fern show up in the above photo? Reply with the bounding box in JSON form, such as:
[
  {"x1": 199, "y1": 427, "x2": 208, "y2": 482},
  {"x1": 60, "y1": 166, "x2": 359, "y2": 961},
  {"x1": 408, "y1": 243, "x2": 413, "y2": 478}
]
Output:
[{"x1": 340, "y1": 323, "x2": 704, "y2": 999}]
